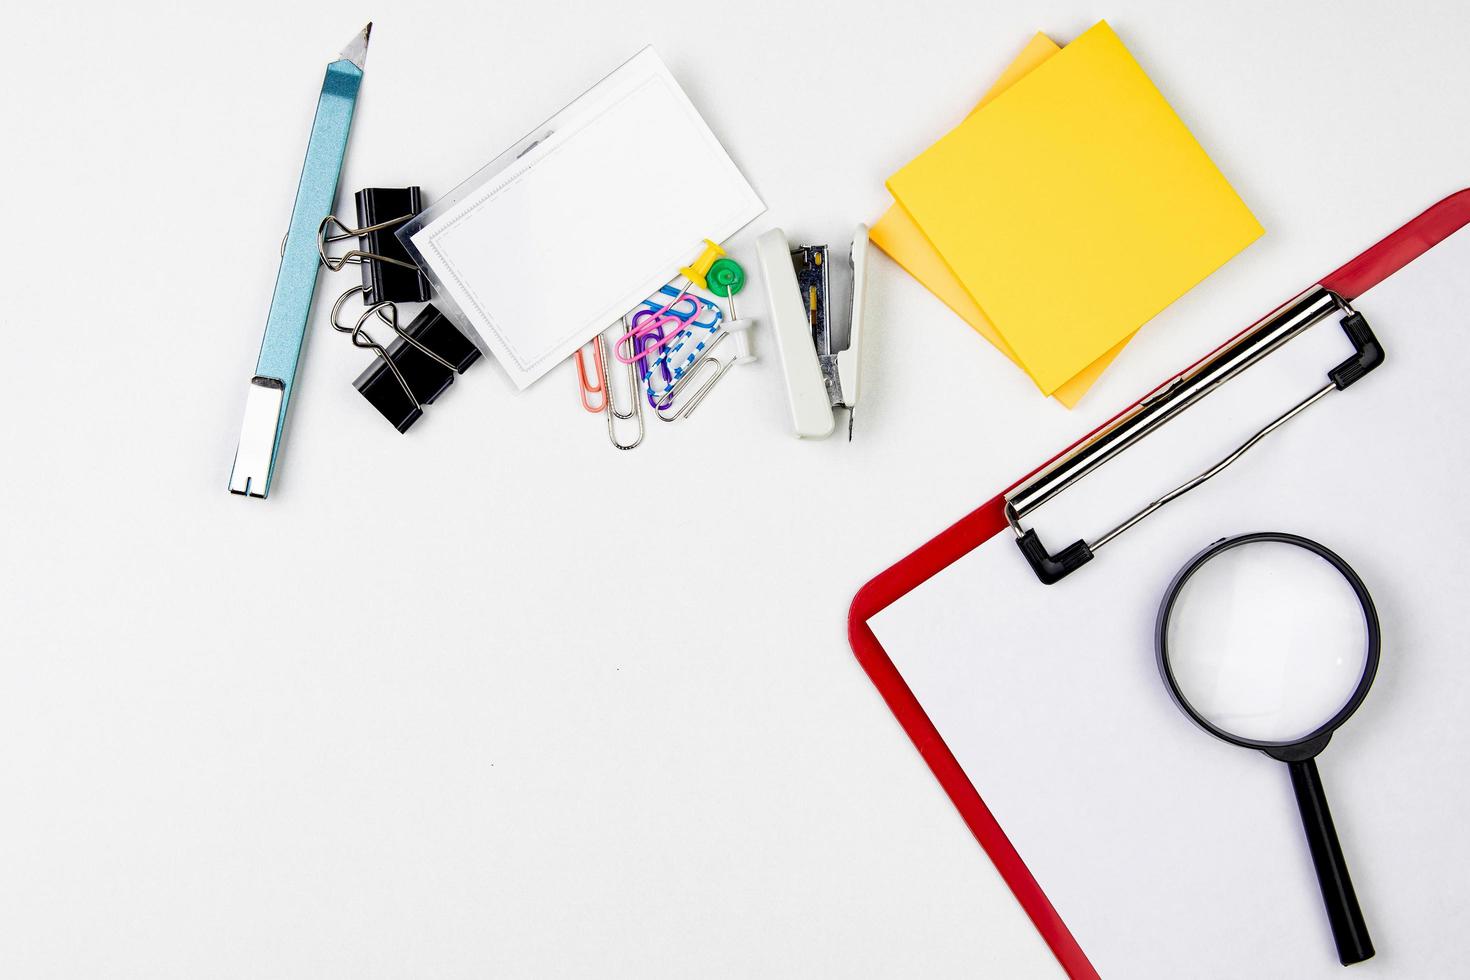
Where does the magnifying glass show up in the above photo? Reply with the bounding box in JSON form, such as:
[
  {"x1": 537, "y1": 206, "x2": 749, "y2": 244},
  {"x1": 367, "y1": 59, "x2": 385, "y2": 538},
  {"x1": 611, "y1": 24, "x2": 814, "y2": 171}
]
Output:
[{"x1": 1156, "y1": 532, "x2": 1379, "y2": 966}]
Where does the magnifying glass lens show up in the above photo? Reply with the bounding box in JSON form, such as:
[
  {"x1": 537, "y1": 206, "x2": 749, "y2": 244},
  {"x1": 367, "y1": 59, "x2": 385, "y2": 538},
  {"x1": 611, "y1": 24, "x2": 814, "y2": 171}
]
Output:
[{"x1": 1164, "y1": 540, "x2": 1371, "y2": 745}]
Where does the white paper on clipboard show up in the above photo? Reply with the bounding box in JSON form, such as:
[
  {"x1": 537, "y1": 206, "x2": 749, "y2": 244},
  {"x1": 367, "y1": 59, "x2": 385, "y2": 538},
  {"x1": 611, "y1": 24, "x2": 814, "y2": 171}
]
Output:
[
  {"x1": 868, "y1": 229, "x2": 1470, "y2": 979},
  {"x1": 400, "y1": 47, "x2": 764, "y2": 390}
]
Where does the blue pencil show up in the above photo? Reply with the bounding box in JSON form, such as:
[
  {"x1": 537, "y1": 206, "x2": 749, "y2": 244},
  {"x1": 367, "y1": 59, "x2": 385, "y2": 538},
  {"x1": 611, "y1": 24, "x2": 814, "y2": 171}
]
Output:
[{"x1": 229, "y1": 23, "x2": 371, "y2": 499}]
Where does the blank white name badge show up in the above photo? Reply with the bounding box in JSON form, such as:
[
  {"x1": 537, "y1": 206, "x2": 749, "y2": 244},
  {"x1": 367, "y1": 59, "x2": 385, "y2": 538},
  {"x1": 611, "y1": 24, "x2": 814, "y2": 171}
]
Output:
[{"x1": 400, "y1": 47, "x2": 764, "y2": 390}]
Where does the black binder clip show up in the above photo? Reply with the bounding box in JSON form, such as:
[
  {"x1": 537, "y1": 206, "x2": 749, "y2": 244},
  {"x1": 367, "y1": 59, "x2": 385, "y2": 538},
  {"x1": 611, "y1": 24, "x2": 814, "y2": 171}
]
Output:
[
  {"x1": 354, "y1": 304, "x2": 480, "y2": 432},
  {"x1": 318, "y1": 186, "x2": 431, "y2": 303},
  {"x1": 329, "y1": 288, "x2": 478, "y2": 432},
  {"x1": 319, "y1": 187, "x2": 481, "y2": 432}
]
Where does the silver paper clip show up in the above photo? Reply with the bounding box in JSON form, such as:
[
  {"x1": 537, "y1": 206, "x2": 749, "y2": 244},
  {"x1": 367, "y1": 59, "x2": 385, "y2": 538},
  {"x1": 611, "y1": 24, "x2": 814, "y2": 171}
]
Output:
[
  {"x1": 604, "y1": 327, "x2": 644, "y2": 450},
  {"x1": 656, "y1": 331, "x2": 735, "y2": 422}
]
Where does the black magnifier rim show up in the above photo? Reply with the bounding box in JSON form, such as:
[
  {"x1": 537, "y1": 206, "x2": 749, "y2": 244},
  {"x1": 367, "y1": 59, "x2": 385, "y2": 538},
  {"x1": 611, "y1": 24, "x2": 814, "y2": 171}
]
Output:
[{"x1": 1156, "y1": 532, "x2": 1381, "y2": 753}]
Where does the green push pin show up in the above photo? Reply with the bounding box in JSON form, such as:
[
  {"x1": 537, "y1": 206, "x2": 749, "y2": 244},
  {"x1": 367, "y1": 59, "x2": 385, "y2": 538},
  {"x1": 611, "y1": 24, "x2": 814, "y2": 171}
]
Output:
[
  {"x1": 706, "y1": 257, "x2": 757, "y2": 363},
  {"x1": 707, "y1": 257, "x2": 746, "y2": 307}
]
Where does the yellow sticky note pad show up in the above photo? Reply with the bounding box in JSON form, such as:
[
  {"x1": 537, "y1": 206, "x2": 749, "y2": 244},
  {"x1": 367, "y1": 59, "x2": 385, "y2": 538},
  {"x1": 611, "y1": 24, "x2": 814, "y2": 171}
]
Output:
[
  {"x1": 872, "y1": 33, "x2": 1131, "y2": 408},
  {"x1": 887, "y1": 21, "x2": 1263, "y2": 396},
  {"x1": 963, "y1": 32, "x2": 1061, "y2": 121}
]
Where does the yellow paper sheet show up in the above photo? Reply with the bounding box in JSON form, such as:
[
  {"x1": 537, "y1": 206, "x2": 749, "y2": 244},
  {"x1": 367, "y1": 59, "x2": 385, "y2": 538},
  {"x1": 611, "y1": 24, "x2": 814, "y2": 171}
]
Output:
[
  {"x1": 886, "y1": 21, "x2": 1263, "y2": 396},
  {"x1": 871, "y1": 33, "x2": 1128, "y2": 408}
]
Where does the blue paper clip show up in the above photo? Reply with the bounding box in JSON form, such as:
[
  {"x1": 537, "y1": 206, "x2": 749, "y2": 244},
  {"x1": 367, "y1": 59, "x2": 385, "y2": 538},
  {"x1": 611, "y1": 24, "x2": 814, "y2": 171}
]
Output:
[{"x1": 632, "y1": 285, "x2": 724, "y2": 407}]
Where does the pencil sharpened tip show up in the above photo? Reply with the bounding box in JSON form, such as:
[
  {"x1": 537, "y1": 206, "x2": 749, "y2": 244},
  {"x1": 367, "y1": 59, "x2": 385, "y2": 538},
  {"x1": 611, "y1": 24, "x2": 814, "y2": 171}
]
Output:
[{"x1": 340, "y1": 22, "x2": 371, "y2": 70}]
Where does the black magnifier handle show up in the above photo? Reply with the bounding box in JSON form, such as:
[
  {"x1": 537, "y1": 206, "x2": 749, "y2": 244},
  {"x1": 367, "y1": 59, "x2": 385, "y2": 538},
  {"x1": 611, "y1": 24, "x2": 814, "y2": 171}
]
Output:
[{"x1": 1288, "y1": 758, "x2": 1374, "y2": 965}]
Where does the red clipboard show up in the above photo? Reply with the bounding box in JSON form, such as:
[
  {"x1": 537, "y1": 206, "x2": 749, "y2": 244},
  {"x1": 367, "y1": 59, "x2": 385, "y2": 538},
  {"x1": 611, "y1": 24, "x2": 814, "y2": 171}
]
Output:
[{"x1": 846, "y1": 189, "x2": 1470, "y2": 980}]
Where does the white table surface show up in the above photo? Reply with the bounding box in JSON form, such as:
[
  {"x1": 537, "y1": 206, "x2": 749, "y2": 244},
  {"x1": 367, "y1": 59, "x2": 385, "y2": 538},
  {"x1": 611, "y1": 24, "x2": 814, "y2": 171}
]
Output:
[{"x1": 1, "y1": 1, "x2": 1466, "y2": 977}]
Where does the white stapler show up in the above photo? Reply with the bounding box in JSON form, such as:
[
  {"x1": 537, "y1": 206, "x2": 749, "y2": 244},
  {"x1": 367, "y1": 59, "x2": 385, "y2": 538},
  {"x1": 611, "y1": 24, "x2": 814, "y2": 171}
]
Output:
[{"x1": 756, "y1": 225, "x2": 870, "y2": 440}]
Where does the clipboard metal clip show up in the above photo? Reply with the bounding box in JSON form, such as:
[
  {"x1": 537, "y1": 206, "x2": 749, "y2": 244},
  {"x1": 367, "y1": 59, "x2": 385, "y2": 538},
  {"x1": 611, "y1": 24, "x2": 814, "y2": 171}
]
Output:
[{"x1": 1004, "y1": 286, "x2": 1385, "y2": 584}]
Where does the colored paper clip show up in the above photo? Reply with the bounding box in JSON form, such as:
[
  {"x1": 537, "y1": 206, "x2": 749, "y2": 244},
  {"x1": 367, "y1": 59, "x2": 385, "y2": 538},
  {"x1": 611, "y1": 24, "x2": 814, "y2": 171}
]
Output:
[
  {"x1": 613, "y1": 294, "x2": 699, "y2": 364},
  {"x1": 574, "y1": 336, "x2": 609, "y2": 413},
  {"x1": 633, "y1": 320, "x2": 675, "y2": 409},
  {"x1": 627, "y1": 285, "x2": 696, "y2": 407},
  {"x1": 633, "y1": 286, "x2": 724, "y2": 406},
  {"x1": 648, "y1": 320, "x2": 723, "y2": 406},
  {"x1": 655, "y1": 297, "x2": 722, "y2": 368},
  {"x1": 612, "y1": 239, "x2": 725, "y2": 363}
]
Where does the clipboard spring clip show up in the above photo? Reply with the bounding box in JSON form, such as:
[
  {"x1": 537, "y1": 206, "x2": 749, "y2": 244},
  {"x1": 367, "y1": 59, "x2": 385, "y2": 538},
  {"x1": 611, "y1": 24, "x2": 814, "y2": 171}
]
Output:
[{"x1": 1003, "y1": 287, "x2": 1384, "y2": 584}]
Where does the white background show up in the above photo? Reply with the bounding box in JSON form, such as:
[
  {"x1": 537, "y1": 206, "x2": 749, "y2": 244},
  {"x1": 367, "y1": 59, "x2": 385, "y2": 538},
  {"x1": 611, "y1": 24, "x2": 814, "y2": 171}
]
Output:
[{"x1": 1, "y1": 1, "x2": 1467, "y2": 977}]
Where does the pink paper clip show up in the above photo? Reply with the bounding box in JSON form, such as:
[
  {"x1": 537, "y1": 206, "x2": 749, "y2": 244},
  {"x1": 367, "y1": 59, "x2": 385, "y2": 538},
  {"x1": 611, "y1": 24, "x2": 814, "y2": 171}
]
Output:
[
  {"x1": 610, "y1": 239, "x2": 726, "y2": 364},
  {"x1": 573, "y1": 335, "x2": 609, "y2": 413},
  {"x1": 612, "y1": 288, "x2": 698, "y2": 363}
]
